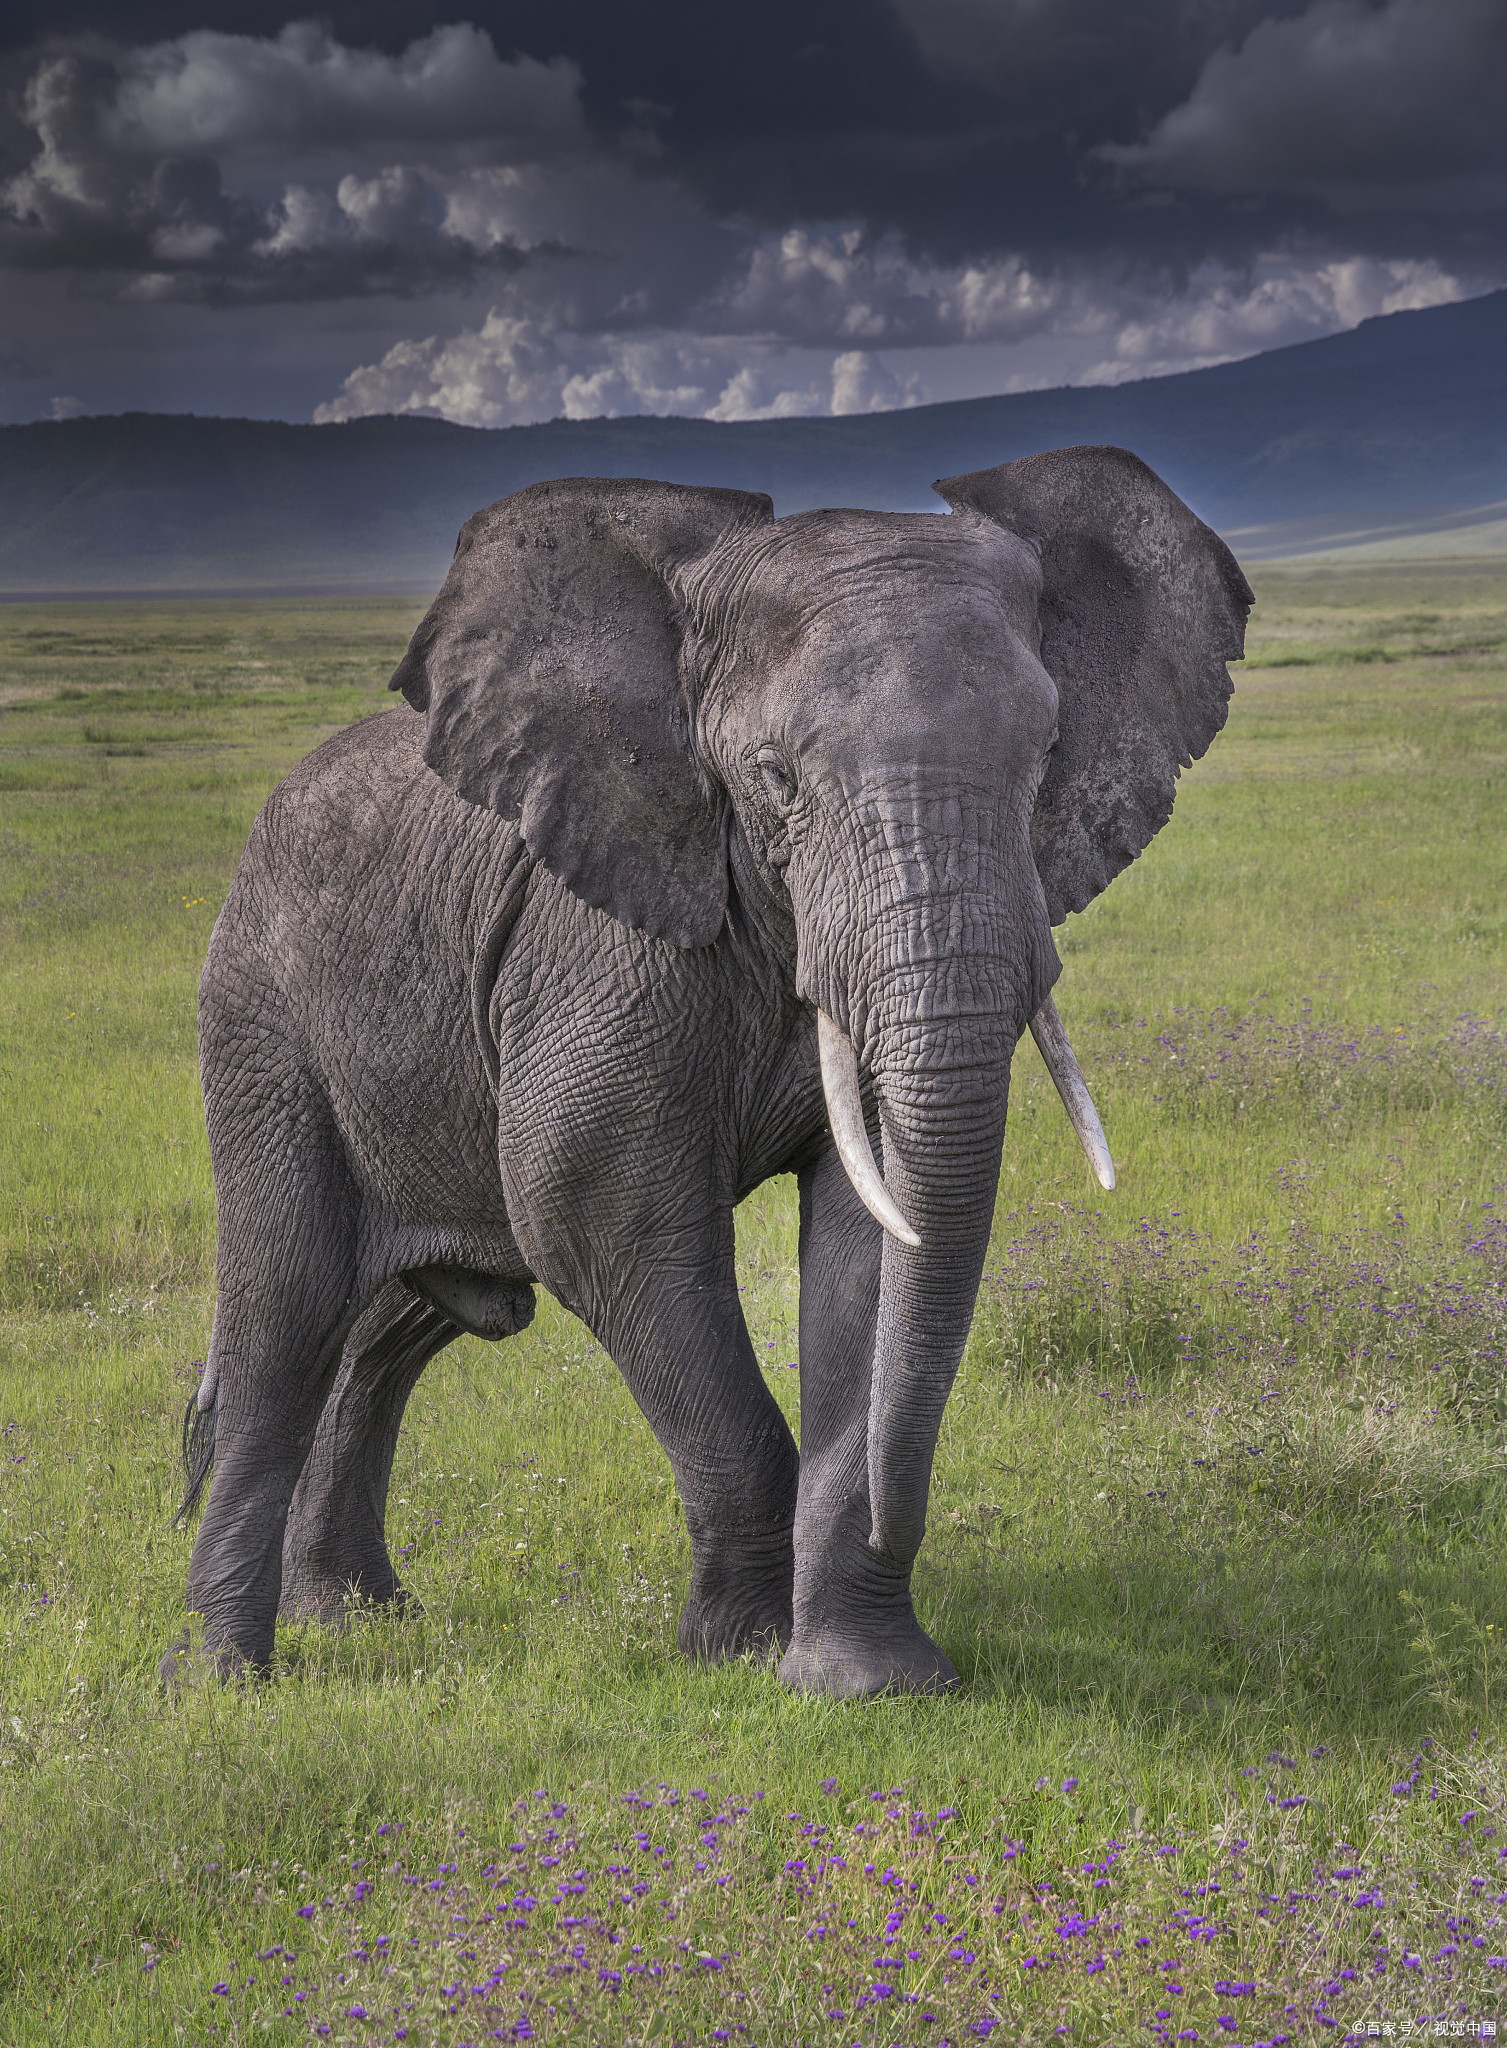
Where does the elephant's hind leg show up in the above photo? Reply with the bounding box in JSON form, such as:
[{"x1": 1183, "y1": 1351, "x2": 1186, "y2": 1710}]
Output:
[
  {"x1": 279, "y1": 1279, "x2": 460, "y2": 1623},
  {"x1": 169, "y1": 1056, "x2": 363, "y2": 1680},
  {"x1": 280, "y1": 1268, "x2": 536, "y2": 1622}
]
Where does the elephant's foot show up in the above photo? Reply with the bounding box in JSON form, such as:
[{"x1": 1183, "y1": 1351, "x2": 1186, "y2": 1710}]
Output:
[
  {"x1": 779, "y1": 1518, "x2": 958, "y2": 1698},
  {"x1": 677, "y1": 1523, "x2": 794, "y2": 1664},
  {"x1": 778, "y1": 1619, "x2": 958, "y2": 1699}
]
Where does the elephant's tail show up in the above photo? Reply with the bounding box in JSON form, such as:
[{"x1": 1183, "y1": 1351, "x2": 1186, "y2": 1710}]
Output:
[{"x1": 172, "y1": 1365, "x2": 217, "y2": 1526}]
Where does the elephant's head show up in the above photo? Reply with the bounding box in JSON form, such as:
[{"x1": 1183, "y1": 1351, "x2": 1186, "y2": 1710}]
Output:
[{"x1": 390, "y1": 449, "x2": 1251, "y2": 1566}]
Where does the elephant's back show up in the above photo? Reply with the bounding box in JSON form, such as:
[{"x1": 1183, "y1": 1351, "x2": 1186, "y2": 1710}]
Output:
[
  {"x1": 203, "y1": 703, "x2": 520, "y2": 1048},
  {"x1": 255, "y1": 703, "x2": 464, "y2": 870},
  {"x1": 226, "y1": 705, "x2": 516, "y2": 950}
]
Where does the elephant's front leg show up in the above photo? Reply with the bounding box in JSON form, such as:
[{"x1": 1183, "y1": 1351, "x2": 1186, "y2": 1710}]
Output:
[
  {"x1": 536, "y1": 1213, "x2": 799, "y2": 1663},
  {"x1": 779, "y1": 1140, "x2": 959, "y2": 1698}
]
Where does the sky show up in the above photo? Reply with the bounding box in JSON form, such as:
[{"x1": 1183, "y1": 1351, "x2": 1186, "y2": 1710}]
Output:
[{"x1": 1, "y1": 0, "x2": 1504, "y2": 429}]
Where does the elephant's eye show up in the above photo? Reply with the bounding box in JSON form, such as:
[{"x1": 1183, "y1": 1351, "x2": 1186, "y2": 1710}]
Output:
[{"x1": 756, "y1": 746, "x2": 798, "y2": 809}]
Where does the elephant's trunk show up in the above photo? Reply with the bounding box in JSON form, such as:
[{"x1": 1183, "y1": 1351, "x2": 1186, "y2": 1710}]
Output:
[
  {"x1": 839, "y1": 975, "x2": 1017, "y2": 1569},
  {"x1": 813, "y1": 945, "x2": 1111, "y2": 1567},
  {"x1": 795, "y1": 785, "x2": 1106, "y2": 1571}
]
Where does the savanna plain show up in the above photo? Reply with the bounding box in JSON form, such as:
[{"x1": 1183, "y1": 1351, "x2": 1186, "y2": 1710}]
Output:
[{"x1": 1, "y1": 558, "x2": 1505, "y2": 2047}]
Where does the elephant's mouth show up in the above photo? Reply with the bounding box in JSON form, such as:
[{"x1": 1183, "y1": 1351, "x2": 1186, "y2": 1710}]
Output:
[{"x1": 816, "y1": 992, "x2": 1114, "y2": 1243}]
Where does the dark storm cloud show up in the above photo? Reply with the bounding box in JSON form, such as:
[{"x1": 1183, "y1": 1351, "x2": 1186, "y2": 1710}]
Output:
[
  {"x1": 12, "y1": 0, "x2": 1502, "y2": 269},
  {"x1": 0, "y1": 23, "x2": 586, "y2": 302},
  {"x1": 0, "y1": 0, "x2": 1503, "y2": 424},
  {"x1": 1104, "y1": 0, "x2": 1507, "y2": 211}
]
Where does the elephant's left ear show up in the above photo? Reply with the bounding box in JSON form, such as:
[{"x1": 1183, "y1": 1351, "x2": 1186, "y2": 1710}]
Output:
[
  {"x1": 934, "y1": 445, "x2": 1253, "y2": 924},
  {"x1": 390, "y1": 476, "x2": 773, "y2": 947}
]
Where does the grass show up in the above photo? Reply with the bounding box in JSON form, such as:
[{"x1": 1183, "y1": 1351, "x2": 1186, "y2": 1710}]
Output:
[{"x1": 0, "y1": 560, "x2": 1504, "y2": 2045}]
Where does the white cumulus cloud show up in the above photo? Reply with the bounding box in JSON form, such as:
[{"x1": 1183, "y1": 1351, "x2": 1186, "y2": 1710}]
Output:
[
  {"x1": 313, "y1": 319, "x2": 928, "y2": 429},
  {"x1": 1072, "y1": 255, "x2": 1469, "y2": 385}
]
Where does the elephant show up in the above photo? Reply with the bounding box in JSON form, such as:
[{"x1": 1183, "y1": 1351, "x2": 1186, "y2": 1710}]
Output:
[{"x1": 161, "y1": 443, "x2": 1251, "y2": 1699}]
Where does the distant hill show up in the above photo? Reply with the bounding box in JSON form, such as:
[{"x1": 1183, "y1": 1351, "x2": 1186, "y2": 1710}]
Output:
[{"x1": 2, "y1": 288, "x2": 1504, "y2": 594}]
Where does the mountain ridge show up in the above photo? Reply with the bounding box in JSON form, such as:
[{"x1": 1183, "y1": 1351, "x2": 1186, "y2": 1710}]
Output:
[{"x1": 2, "y1": 288, "x2": 1503, "y2": 593}]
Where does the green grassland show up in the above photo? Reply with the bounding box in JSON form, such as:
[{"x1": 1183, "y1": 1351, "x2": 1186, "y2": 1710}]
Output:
[{"x1": 0, "y1": 559, "x2": 1505, "y2": 2044}]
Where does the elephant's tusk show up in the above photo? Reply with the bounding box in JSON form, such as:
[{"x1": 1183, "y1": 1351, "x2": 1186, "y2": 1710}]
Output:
[
  {"x1": 1029, "y1": 994, "x2": 1116, "y2": 1191},
  {"x1": 816, "y1": 1011, "x2": 922, "y2": 1247}
]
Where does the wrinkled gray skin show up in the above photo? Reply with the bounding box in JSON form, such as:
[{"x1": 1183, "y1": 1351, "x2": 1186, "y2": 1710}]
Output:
[{"x1": 162, "y1": 445, "x2": 1251, "y2": 1699}]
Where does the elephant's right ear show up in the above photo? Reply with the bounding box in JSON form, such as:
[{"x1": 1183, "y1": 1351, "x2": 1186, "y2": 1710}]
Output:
[
  {"x1": 934, "y1": 446, "x2": 1253, "y2": 924},
  {"x1": 390, "y1": 477, "x2": 773, "y2": 947}
]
